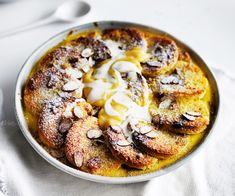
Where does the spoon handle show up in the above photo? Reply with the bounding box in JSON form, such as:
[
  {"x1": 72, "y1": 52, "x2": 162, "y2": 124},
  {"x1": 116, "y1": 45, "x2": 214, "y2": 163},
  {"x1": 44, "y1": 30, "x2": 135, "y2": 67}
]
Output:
[{"x1": 0, "y1": 16, "x2": 56, "y2": 38}]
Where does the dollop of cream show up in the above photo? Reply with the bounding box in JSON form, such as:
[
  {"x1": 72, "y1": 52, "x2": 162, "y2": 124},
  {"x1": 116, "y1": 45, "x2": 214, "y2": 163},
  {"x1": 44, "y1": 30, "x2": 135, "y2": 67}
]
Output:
[{"x1": 84, "y1": 44, "x2": 152, "y2": 136}]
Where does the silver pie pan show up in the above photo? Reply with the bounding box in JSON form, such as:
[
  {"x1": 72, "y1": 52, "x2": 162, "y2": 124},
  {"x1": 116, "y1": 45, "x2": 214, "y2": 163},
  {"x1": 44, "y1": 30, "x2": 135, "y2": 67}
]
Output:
[{"x1": 15, "y1": 21, "x2": 220, "y2": 184}]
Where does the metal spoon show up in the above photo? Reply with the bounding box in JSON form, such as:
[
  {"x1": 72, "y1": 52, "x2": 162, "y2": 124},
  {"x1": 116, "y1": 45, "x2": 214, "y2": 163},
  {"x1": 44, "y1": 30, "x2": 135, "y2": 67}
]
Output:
[{"x1": 0, "y1": 0, "x2": 91, "y2": 38}]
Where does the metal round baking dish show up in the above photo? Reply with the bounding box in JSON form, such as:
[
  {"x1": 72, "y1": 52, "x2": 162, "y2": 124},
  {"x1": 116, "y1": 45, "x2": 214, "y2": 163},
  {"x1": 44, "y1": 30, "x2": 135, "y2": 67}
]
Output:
[{"x1": 15, "y1": 21, "x2": 220, "y2": 184}]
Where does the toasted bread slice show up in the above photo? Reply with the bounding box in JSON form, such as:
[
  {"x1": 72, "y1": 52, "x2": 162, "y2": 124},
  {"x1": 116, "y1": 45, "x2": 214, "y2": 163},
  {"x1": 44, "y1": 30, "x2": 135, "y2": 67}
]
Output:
[
  {"x1": 128, "y1": 120, "x2": 188, "y2": 159},
  {"x1": 105, "y1": 126, "x2": 153, "y2": 169},
  {"x1": 39, "y1": 46, "x2": 81, "y2": 69},
  {"x1": 70, "y1": 37, "x2": 111, "y2": 62},
  {"x1": 65, "y1": 117, "x2": 121, "y2": 175},
  {"x1": 38, "y1": 97, "x2": 92, "y2": 149},
  {"x1": 41, "y1": 37, "x2": 111, "y2": 69},
  {"x1": 122, "y1": 72, "x2": 149, "y2": 106},
  {"x1": 24, "y1": 65, "x2": 85, "y2": 116},
  {"x1": 141, "y1": 36, "x2": 179, "y2": 77},
  {"x1": 151, "y1": 96, "x2": 210, "y2": 134},
  {"x1": 24, "y1": 67, "x2": 64, "y2": 116},
  {"x1": 148, "y1": 58, "x2": 208, "y2": 97},
  {"x1": 102, "y1": 28, "x2": 146, "y2": 51}
]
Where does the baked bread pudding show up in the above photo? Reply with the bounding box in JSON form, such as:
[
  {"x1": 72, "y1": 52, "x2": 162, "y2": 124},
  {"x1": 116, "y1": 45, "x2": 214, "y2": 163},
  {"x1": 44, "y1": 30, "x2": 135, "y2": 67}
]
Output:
[{"x1": 23, "y1": 27, "x2": 214, "y2": 176}]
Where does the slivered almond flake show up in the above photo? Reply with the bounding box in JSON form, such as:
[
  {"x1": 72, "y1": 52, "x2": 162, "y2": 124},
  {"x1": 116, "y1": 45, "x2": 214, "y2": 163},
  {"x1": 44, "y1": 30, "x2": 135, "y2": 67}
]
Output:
[
  {"x1": 139, "y1": 126, "x2": 152, "y2": 134},
  {"x1": 62, "y1": 80, "x2": 81, "y2": 92},
  {"x1": 86, "y1": 129, "x2": 102, "y2": 139},
  {"x1": 66, "y1": 68, "x2": 83, "y2": 79},
  {"x1": 73, "y1": 106, "x2": 84, "y2": 118},
  {"x1": 58, "y1": 118, "x2": 72, "y2": 133},
  {"x1": 159, "y1": 98, "x2": 172, "y2": 109},
  {"x1": 117, "y1": 140, "x2": 131, "y2": 147},
  {"x1": 111, "y1": 125, "x2": 122, "y2": 133},
  {"x1": 81, "y1": 48, "x2": 93, "y2": 58},
  {"x1": 81, "y1": 64, "x2": 90, "y2": 73},
  {"x1": 74, "y1": 151, "x2": 83, "y2": 168},
  {"x1": 127, "y1": 72, "x2": 138, "y2": 82},
  {"x1": 182, "y1": 113, "x2": 196, "y2": 121},
  {"x1": 186, "y1": 111, "x2": 202, "y2": 117},
  {"x1": 128, "y1": 119, "x2": 139, "y2": 132},
  {"x1": 146, "y1": 60, "x2": 162, "y2": 67},
  {"x1": 160, "y1": 75, "x2": 179, "y2": 85},
  {"x1": 126, "y1": 136, "x2": 133, "y2": 143},
  {"x1": 145, "y1": 131, "x2": 158, "y2": 138}
]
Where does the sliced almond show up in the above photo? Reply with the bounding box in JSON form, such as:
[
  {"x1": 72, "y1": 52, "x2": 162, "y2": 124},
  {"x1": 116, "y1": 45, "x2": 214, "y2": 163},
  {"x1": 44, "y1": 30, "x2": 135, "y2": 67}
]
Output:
[
  {"x1": 50, "y1": 149, "x2": 65, "y2": 158},
  {"x1": 111, "y1": 125, "x2": 122, "y2": 133},
  {"x1": 62, "y1": 80, "x2": 81, "y2": 92},
  {"x1": 88, "y1": 57, "x2": 95, "y2": 66},
  {"x1": 86, "y1": 129, "x2": 102, "y2": 139},
  {"x1": 145, "y1": 131, "x2": 158, "y2": 138},
  {"x1": 62, "y1": 107, "x2": 73, "y2": 118},
  {"x1": 74, "y1": 151, "x2": 83, "y2": 168},
  {"x1": 139, "y1": 126, "x2": 152, "y2": 134},
  {"x1": 146, "y1": 60, "x2": 162, "y2": 67},
  {"x1": 161, "y1": 75, "x2": 179, "y2": 85},
  {"x1": 117, "y1": 140, "x2": 131, "y2": 147},
  {"x1": 186, "y1": 111, "x2": 201, "y2": 117},
  {"x1": 127, "y1": 72, "x2": 138, "y2": 82},
  {"x1": 128, "y1": 119, "x2": 139, "y2": 132},
  {"x1": 182, "y1": 113, "x2": 196, "y2": 121},
  {"x1": 58, "y1": 118, "x2": 73, "y2": 133},
  {"x1": 66, "y1": 68, "x2": 83, "y2": 79},
  {"x1": 126, "y1": 136, "x2": 133, "y2": 143},
  {"x1": 81, "y1": 48, "x2": 93, "y2": 58},
  {"x1": 73, "y1": 106, "x2": 84, "y2": 118},
  {"x1": 94, "y1": 139, "x2": 105, "y2": 144},
  {"x1": 57, "y1": 91, "x2": 69, "y2": 99},
  {"x1": 159, "y1": 98, "x2": 172, "y2": 109},
  {"x1": 81, "y1": 64, "x2": 90, "y2": 73},
  {"x1": 78, "y1": 58, "x2": 90, "y2": 71}
]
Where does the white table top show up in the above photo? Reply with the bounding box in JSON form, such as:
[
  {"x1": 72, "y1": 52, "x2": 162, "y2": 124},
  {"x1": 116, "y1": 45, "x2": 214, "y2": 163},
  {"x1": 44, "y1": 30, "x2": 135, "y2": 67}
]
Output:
[{"x1": 0, "y1": 0, "x2": 234, "y2": 195}]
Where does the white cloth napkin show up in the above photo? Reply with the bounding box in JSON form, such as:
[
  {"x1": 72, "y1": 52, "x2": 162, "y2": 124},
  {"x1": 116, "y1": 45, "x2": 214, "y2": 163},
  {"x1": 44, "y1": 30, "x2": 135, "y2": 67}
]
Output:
[{"x1": 0, "y1": 67, "x2": 234, "y2": 196}]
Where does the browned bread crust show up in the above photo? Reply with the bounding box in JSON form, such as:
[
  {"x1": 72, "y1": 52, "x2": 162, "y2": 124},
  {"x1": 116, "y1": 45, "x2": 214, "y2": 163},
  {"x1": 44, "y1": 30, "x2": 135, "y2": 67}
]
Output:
[
  {"x1": 65, "y1": 117, "x2": 121, "y2": 174},
  {"x1": 152, "y1": 113, "x2": 209, "y2": 134},
  {"x1": 141, "y1": 36, "x2": 179, "y2": 76},
  {"x1": 70, "y1": 37, "x2": 111, "y2": 62},
  {"x1": 128, "y1": 121, "x2": 188, "y2": 159},
  {"x1": 102, "y1": 28, "x2": 145, "y2": 50},
  {"x1": 39, "y1": 46, "x2": 81, "y2": 69},
  {"x1": 38, "y1": 97, "x2": 92, "y2": 149},
  {"x1": 122, "y1": 72, "x2": 148, "y2": 105},
  {"x1": 105, "y1": 126, "x2": 153, "y2": 169},
  {"x1": 24, "y1": 67, "x2": 64, "y2": 116},
  {"x1": 147, "y1": 61, "x2": 207, "y2": 97}
]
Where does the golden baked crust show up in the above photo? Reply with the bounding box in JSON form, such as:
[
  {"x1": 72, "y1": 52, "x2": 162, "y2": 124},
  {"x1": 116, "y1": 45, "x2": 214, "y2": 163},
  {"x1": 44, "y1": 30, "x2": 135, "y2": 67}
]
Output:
[
  {"x1": 24, "y1": 67, "x2": 64, "y2": 116},
  {"x1": 102, "y1": 28, "x2": 145, "y2": 50},
  {"x1": 65, "y1": 117, "x2": 121, "y2": 174},
  {"x1": 141, "y1": 36, "x2": 179, "y2": 77},
  {"x1": 70, "y1": 37, "x2": 111, "y2": 62},
  {"x1": 147, "y1": 58, "x2": 208, "y2": 97},
  {"x1": 150, "y1": 95, "x2": 210, "y2": 134},
  {"x1": 105, "y1": 126, "x2": 153, "y2": 169},
  {"x1": 128, "y1": 121, "x2": 188, "y2": 159},
  {"x1": 38, "y1": 97, "x2": 92, "y2": 149}
]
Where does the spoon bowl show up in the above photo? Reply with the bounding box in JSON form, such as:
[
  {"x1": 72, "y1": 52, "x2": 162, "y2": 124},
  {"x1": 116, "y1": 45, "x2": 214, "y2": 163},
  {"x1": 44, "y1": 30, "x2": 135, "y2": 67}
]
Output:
[
  {"x1": 54, "y1": 0, "x2": 91, "y2": 22},
  {"x1": 0, "y1": 0, "x2": 91, "y2": 38}
]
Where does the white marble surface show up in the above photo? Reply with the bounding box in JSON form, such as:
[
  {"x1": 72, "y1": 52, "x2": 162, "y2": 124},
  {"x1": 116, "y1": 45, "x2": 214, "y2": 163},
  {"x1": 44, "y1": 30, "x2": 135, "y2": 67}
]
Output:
[{"x1": 0, "y1": 0, "x2": 234, "y2": 195}]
